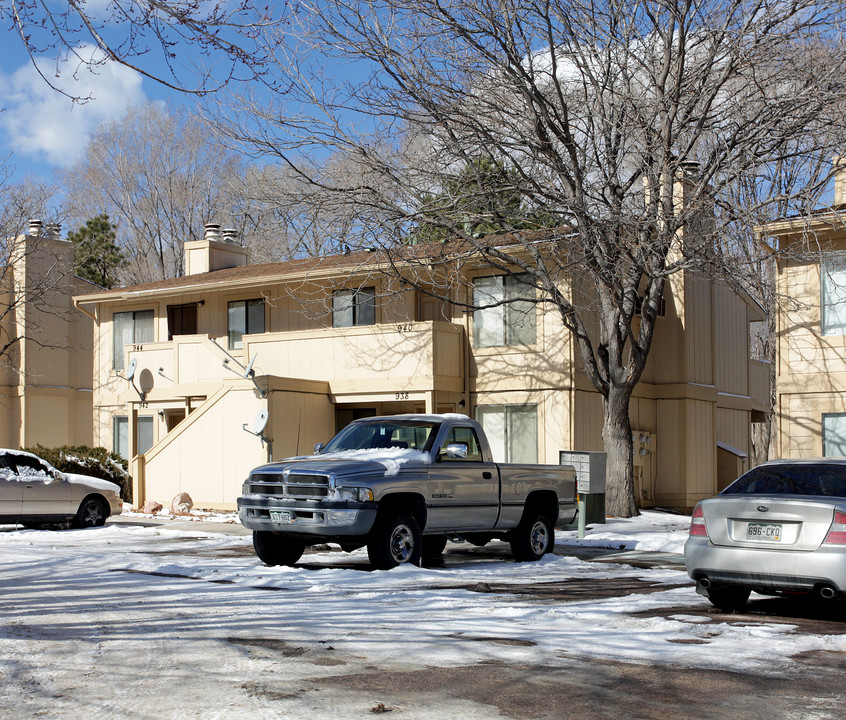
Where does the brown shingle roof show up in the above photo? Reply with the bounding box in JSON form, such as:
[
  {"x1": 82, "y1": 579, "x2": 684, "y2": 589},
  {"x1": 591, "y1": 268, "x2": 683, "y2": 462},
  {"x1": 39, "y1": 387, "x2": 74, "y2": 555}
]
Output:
[{"x1": 73, "y1": 229, "x2": 560, "y2": 303}]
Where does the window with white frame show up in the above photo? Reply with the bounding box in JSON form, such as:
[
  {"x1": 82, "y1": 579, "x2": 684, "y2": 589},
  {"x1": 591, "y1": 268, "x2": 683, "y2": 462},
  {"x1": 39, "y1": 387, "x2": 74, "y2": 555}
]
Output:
[
  {"x1": 113, "y1": 310, "x2": 154, "y2": 370},
  {"x1": 472, "y1": 274, "x2": 536, "y2": 347},
  {"x1": 333, "y1": 287, "x2": 376, "y2": 328},
  {"x1": 822, "y1": 256, "x2": 846, "y2": 335},
  {"x1": 228, "y1": 299, "x2": 265, "y2": 350},
  {"x1": 475, "y1": 404, "x2": 538, "y2": 464}
]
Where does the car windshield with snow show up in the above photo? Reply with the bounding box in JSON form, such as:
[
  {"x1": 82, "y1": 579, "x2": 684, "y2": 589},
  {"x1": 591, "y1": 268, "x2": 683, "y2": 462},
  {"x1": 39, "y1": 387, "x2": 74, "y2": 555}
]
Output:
[{"x1": 684, "y1": 459, "x2": 846, "y2": 610}]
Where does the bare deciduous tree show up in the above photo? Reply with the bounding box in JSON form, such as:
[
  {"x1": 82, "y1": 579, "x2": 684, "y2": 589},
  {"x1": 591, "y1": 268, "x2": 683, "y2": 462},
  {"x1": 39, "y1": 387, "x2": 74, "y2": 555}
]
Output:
[
  {"x1": 214, "y1": 0, "x2": 846, "y2": 516},
  {"x1": 60, "y1": 103, "x2": 312, "y2": 282},
  {"x1": 1, "y1": 0, "x2": 276, "y2": 99}
]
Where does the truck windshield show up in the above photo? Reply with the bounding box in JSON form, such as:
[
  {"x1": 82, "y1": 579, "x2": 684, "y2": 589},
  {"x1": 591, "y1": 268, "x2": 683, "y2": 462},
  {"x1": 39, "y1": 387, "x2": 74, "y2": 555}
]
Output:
[{"x1": 322, "y1": 420, "x2": 440, "y2": 453}]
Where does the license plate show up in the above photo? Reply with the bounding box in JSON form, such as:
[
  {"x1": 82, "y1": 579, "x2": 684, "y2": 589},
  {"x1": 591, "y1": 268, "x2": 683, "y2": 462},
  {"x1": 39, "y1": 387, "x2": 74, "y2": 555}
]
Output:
[
  {"x1": 747, "y1": 522, "x2": 781, "y2": 542},
  {"x1": 269, "y1": 510, "x2": 293, "y2": 524}
]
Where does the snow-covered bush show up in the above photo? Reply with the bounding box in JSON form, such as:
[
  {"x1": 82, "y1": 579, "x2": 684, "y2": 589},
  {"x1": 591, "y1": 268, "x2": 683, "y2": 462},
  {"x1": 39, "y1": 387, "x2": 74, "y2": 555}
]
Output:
[{"x1": 21, "y1": 445, "x2": 131, "y2": 501}]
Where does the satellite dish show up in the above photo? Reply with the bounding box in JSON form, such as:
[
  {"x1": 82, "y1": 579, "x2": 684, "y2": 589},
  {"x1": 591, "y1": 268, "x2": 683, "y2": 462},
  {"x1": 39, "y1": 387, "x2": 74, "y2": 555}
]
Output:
[
  {"x1": 125, "y1": 358, "x2": 138, "y2": 381},
  {"x1": 252, "y1": 409, "x2": 269, "y2": 436},
  {"x1": 243, "y1": 353, "x2": 257, "y2": 378},
  {"x1": 138, "y1": 368, "x2": 155, "y2": 395}
]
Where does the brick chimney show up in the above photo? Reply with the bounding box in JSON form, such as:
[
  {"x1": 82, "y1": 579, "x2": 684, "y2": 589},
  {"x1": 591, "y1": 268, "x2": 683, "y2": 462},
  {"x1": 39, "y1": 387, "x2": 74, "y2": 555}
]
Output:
[{"x1": 184, "y1": 222, "x2": 249, "y2": 276}]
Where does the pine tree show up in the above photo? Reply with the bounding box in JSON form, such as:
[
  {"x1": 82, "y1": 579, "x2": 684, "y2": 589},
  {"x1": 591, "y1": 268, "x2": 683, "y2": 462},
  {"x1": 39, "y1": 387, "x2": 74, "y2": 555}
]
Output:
[{"x1": 68, "y1": 215, "x2": 125, "y2": 289}]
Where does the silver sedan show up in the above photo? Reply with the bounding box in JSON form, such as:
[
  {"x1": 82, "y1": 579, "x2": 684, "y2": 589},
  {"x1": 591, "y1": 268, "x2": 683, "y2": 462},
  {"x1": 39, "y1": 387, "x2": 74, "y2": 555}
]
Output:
[
  {"x1": 684, "y1": 459, "x2": 846, "y2": 610},
  {"x1": 0, "y1": 449, "x2": 122, "y2": 528}
]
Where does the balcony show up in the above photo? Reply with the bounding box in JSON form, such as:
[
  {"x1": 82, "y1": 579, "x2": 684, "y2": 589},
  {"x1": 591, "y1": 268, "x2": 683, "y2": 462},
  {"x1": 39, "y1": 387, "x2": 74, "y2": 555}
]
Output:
[{"x1": 124, "y1": 321, "x2": 465, "y2": 401}]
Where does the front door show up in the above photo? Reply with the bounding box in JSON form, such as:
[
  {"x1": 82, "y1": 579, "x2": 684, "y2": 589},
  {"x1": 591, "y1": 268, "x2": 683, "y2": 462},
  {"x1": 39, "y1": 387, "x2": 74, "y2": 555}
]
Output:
[{"x1": 167, "y1": 303, "x2": 198, "y2": 340}]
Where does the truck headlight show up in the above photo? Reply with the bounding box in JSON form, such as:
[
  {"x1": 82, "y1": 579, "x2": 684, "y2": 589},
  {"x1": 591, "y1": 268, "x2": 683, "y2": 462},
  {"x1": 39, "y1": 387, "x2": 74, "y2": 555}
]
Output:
[{"x1": 336, "y1": 487, "x2": 374, "y2": 502}]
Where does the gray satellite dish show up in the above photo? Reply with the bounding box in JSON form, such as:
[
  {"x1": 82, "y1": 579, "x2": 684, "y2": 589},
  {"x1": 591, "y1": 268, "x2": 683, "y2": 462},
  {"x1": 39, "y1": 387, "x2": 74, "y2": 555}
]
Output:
[
  {"x1": 252, "y1": 409, "x2": 269, "y2": 436},
  {"x1": 138, "y1": 368, "x2": 155, "y2": 395},
  {"x1": 125, "y1": 358, "x2": 138, "y2": 381}
]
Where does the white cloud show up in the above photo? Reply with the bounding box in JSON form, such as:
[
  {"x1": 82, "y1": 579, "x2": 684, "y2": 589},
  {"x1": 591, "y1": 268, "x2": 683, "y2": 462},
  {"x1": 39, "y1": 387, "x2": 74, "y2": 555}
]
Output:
[{"x1": 0, "y1": 45, "x2": 145, "y2": 166}]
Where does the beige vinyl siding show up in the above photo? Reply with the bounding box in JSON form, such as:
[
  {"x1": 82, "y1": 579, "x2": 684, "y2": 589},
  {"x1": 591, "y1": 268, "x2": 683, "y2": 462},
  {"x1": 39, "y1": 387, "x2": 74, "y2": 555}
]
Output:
[{"x1": 713, "y1": 284, "x2": 749, "y2": 397}]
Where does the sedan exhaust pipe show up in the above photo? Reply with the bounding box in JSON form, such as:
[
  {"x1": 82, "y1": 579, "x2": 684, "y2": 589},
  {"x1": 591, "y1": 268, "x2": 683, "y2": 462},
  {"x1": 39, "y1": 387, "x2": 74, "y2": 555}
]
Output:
[
  {"x1": 817, "y1": 584, "x2": 838, "y2": 600},
  {"x1": 697, "y1": 577, "x2": 711, "y2": 590}
]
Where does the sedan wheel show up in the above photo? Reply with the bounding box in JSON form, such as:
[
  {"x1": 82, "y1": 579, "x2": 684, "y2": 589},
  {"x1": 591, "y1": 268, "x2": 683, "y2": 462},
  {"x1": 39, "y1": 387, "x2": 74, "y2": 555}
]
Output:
[{"x1": 74, "y1": 498, "x2": 108, "y2": 528}]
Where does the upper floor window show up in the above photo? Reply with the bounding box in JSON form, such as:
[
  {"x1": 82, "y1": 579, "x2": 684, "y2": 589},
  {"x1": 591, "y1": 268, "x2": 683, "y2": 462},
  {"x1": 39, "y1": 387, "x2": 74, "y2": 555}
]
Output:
[
  {"x1": 476, "y1": 404, "x2": 538, "y2": 464},
  {"x1": 472, "y1": 274, "x2": 536, "y2": 347},
  {"x1": 113, "y1": 309, "x2": 154, "y2": 370},
  {"x1": 333, "y1": 287, "x2": 375, "y2": 328},
  {"x1": 822, "y1": 257, "x2": 846, "y2": 335},
  {"x1": 228, "y1": 299, "x2": 265, "y2": 350}
]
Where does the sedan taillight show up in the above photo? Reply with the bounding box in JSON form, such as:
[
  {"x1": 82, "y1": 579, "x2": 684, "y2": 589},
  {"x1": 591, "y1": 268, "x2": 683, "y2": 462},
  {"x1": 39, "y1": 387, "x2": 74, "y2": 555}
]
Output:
[
  {"x1": 689, "y1": 502, "x2": 708, "y2": 537},
  {"x1": 823, "y1": 510, "x2": 846, "y2": 545}
]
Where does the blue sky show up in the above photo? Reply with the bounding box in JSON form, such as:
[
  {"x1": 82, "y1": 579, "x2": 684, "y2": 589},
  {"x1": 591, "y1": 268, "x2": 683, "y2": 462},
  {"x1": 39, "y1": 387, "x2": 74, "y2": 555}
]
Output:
[{"x1": 0, "y1": 26, "x2": 201, "y2": 185}]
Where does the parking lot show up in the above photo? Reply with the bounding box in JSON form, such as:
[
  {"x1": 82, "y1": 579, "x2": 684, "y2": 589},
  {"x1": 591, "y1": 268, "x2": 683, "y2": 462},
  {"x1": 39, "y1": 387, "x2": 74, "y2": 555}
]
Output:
[{"x1": 1, "y1": 513, "x2": 845, "y2": 719}]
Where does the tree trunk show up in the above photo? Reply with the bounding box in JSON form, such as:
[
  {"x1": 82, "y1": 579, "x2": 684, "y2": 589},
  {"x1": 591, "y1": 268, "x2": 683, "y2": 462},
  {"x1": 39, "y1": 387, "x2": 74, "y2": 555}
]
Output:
[{"x1": 602, "y1": 384, "x2": 639, "y2": 517}]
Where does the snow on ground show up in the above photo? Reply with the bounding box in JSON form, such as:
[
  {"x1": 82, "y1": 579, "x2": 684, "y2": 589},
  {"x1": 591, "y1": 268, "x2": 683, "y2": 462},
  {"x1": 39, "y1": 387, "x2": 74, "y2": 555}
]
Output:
[{"x1": 1, "y1": 509, "x2": 842, "y2": 682}]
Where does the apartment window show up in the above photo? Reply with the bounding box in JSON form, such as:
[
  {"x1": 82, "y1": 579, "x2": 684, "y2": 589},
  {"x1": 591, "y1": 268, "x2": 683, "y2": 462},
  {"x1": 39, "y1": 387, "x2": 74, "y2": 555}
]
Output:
[
  {"x1": 113, "y1": 416, "x2": 154, "y2": 460},
  {"x1": 167, "y1": 303, "x2": 198, "y2": 340},
  {"x1": 476, "y1": 404, "x2": 538, "y2": 464},
  {"x1": 822, "y1": 257, "x2": 846, "y2": 335},
  {"x1": 333, "y1": 287, "x2": 376, "y2": 328},
  {"x1": 228, "y1": 299, "x2": 265, "y2": 350},
  {"x1": 472, "y1": 274, "x2": 536, "y2": 347},
  {"x1": 113, "y1": 310, "x2": 154, "y2": 370},
  {"x1": 823, "y1": 414, "x2": 846, "y2": 457}
]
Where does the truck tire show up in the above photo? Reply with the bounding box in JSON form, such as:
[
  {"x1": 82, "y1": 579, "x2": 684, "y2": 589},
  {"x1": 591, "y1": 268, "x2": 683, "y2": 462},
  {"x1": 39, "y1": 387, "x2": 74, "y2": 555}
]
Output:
[
  {"x1": 422, "y1": 535, "x2": 448, "y2": 560},
  {"x1": 509, "y1": 511, "x2": 554, "y2": 562},
  {"x1": 253, "y1": 531, "x2": 305, "y2": 566},
  {"x1": 367, "y1": 513, "x2": 422, "y2": 570}
]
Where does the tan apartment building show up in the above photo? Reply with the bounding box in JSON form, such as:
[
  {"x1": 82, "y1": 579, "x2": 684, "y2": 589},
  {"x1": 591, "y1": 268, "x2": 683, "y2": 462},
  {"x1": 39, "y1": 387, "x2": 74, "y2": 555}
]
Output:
[
  {"x1": 74, "y1": 222, "x2": 768, "y2": 511},
  {"x1": 761, "y1": 174, "x2": 846, "y2": 459},
  {"x1": 0, "y1": 221, "x2": 94, "y2": 448}
]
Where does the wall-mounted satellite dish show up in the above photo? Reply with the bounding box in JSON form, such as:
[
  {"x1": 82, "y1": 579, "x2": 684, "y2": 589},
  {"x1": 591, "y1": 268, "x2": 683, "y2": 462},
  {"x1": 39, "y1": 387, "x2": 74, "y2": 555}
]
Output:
[
  {"x1": 125, "y1": 357, "x2": 138, "y2": 381},
  {"x1": 252, "y1": 409, "x2": 269, "y2": 436},
  {"x1": 243, "y1": 354, "x2": 257, "y2": 379},
  {"x1": 138, "y1": 368, "x2": 155, "y2": 395}
]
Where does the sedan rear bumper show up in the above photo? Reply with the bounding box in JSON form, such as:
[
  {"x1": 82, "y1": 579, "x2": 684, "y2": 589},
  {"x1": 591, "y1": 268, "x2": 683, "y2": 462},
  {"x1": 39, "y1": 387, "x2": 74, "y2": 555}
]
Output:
[{"x1": 685, "y1": 536, "x2": 846, "y2": 592}]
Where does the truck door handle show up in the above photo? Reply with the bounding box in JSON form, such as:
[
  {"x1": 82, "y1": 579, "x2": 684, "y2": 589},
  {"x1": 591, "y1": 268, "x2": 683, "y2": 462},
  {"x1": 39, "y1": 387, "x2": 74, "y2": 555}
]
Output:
[{"x1": 482, "y1": 472, "x2": 492, "y2": 479}]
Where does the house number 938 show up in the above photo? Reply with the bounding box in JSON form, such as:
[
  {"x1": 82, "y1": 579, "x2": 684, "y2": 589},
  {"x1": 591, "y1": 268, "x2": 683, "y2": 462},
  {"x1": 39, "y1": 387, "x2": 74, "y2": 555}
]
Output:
[{"x1": 395, "y1": 392, "x2": 409, "y2": 400}]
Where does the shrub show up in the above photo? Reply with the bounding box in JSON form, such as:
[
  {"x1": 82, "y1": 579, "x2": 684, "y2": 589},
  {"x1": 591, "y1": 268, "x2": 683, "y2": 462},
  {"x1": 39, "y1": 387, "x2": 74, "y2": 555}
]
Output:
[{"x1": 21, "y1": 444, "x2": 131, "y2": 502}]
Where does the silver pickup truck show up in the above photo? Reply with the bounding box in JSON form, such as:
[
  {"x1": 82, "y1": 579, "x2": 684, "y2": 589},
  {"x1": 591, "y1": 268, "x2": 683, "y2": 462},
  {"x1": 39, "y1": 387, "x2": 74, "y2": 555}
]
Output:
[{"x1": 237, "y1": 414, "x2": 577, "y2": 569}]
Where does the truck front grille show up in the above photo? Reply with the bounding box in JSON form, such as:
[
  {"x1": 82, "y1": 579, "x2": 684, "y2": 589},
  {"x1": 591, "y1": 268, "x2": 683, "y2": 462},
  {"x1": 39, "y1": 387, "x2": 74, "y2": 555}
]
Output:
[{"x1": 248, "y1": 472, "x2": 331, "y2": 500}]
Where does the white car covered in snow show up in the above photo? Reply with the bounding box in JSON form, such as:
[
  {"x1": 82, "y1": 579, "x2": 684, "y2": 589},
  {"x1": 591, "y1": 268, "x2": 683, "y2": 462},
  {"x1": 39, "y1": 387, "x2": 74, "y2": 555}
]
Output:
[{"x1": 0, "y1": 449, "x2": 122, "y2": 528}]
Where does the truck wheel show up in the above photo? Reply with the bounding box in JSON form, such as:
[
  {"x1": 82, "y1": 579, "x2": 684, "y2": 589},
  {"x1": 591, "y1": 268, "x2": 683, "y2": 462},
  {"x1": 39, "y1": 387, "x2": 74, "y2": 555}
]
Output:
[
  {"x1": 422, "y1": 535, "x2": 448, "y2": 560},
  {"x1": 367, "y1": 513, "x2": 422, "y2": 570},
  {"x1": 253, "y1": 531, "x2": 305, "y2": 566},
  {"x1": 510, "y1": 511, "x2": 554, "y2": 562}
]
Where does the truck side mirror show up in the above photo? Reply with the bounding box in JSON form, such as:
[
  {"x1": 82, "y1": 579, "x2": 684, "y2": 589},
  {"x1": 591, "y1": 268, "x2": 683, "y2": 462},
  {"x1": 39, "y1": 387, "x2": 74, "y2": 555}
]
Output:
[
  {"x1": 313, "y1": 442, "x2": 325, "y2": 455},
  {"x1": 445, "y1": 442, "x2": 468, "y2": 459}
]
